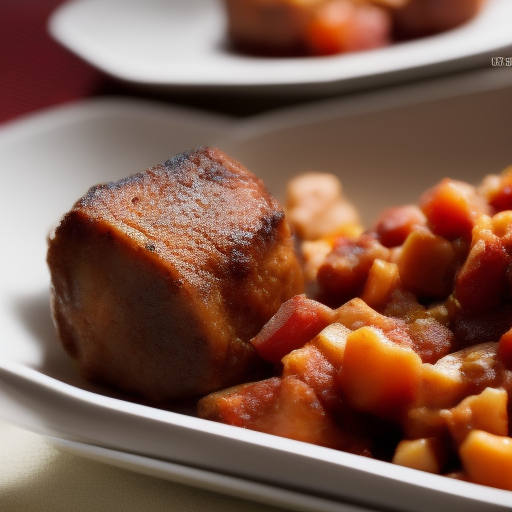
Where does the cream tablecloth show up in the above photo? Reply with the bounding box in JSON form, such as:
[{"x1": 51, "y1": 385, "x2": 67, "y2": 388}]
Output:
[{"x1": 0, "y1": 419, "x2": 286, "y2": 512}]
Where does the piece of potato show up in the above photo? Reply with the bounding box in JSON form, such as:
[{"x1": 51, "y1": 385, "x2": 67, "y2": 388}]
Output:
[
  {"x1": 459, "y1": 430, "x2": 512, "y2": 491},
  {"x1": 310, "y1": 322, "x2": 351, "y2": 369},
  {"x1": 419, "y1": 342, "x2": 507, "y2": 409},
  {"x1": 339, "y1": 326, "x2": 422, "y2": 420},
  {"x1": 360, "y1": 259, "x2": 400, "y2": 309},
  {"x1": 445, "y1": 387, "x2": 508, "y2": 445},
  {"x1": 286, "y1": 172, "x2": 361, "y2": 240},
  {"x1": 392, "y1": 437, "x2": 445, "y2": 474},
  {"x1": 335, "y1": 297, "x2": 397, "y2": 332},
  {"x1": 398, "y1": 227, "x2": 457, "y2": 300}
]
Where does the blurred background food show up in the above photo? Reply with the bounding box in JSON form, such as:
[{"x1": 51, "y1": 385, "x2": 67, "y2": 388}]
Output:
[{"x1": 224, "y1": 0, "x2": 486, "y2": 56}]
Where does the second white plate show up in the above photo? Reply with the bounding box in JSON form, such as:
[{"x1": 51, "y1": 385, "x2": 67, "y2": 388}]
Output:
[{"x1": 48, "y1": 0, "x2": 512, "y2": 94}]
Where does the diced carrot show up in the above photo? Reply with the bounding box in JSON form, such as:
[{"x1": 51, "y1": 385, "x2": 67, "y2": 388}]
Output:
[
  {"x1": 398, "y1": 227, "x2": 457, "y2": 299},
  {"x1": 340, "y1": 326, "x2": 422, "y2": 420},
  {"x1": 460, "y1": 430, "x2": 512, "y2": 491}
]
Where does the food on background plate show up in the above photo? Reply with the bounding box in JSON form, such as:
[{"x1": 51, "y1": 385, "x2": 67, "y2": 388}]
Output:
[
  {"x1": 46, "y1": 147, "x2": 303, "y2": 401},
  {"x1": 199, "y1": 166, "x2": 512, "y2": 491},
  {"x1": 392, "y1": 0, "x2": 488, "y2": 39},
  {"x1": 223, "y1": 0, "x2": 487, "y2": 56}
]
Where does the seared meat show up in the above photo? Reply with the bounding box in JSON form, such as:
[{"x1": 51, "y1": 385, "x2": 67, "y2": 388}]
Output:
[{"x1": 47, "y1": 147, "x2": 304, "y2": 401}]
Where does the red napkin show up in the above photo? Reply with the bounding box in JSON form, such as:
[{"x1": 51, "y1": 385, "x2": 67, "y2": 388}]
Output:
[{"x1": 0, "y1": 0, "x2": 106, "y2": 124}]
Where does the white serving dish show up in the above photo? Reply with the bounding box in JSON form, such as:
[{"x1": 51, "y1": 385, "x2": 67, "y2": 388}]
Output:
[
  {"x1": 1, "y1": 68, "x2": 512, "y2": 512},
  {"x1": 48, "y1": 0, "x2": 512, "y2": 95}
]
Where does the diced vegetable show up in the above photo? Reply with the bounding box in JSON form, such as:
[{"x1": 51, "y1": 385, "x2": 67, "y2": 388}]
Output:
[
  {"x1": 200, "y1": 167, "x2": 512, "y2": 492},
  {"x1": 392, "y1": 437, "x2": 445, "y2": 474},
  {"x1": 286, "y1": 172, "x2": 361, "y2": 240},
  {"x1": 339, "y1": 326, "x2": 422, "y2": 420},
  {"x1": 199, "y1": 375, "x2": 373, "y2": 454},
  {"x1": 309, "y1": 323, "x2": 351, "y2": 369},
  {"x1": 360, "y1": 259, "x2": 400, "y2": 309},
  {"x1": 419, "y1": 343, "x2": 505, "y2": 409},
  {"x1": 454, "y1": 221, "x2": 509, "y2": 312},
  {"x1": 282, "y1": 343, "x2": 343, "y2": 413},
  {"x1": 398, "y1": 227, "x2": 457, "y2": 299},
  {"x1": 419, "y1": 178, "x2": 484, "y2": 241},
  {"x1": 446, "y1": 387, "x2": 508, "y2": 445},
  {"x1": 372, "y1": 205, "x2": 426, "y2": 248},
  {"x1": 250, "y1": 294, "x2": 335, "y2": 364},
  {"x1": 317, "y1": 234, "x2": 390, "y2": 306},
  {"x1": 460, "y1": 430, "x2": 512, "y2": 491}
]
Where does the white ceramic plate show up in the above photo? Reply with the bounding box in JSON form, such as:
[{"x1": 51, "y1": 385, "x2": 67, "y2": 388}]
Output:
[
  {"x1": 2, "y1": 69, "x2": 512, "y2": 512},
  {"x1": 48, "y1": 0, "x2": 512, "y2": 94}
]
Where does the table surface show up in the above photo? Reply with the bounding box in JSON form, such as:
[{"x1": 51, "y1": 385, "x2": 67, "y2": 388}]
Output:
[{"x1": 2, "y1": 2, "x2": 511, "y2": 512}]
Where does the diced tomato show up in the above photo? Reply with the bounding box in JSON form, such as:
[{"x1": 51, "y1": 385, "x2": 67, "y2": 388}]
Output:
[
  {"x1": 198, "y1": 375, "x2": 373, "y2": 455},
  {"x1": 250, "y1": 294, "x2": 335, "y2": 364},
  {"x1": 455, "y1": 231, "x2": 508, "y2": 312},
  {"x1": 197, "y1": 377, "x2": 282, "y2": 427}
]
